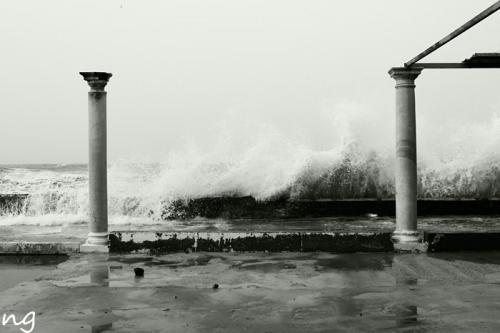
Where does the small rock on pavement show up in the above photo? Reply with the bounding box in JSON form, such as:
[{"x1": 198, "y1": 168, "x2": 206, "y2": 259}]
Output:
[{"x1": 134, "y1": 267, "x2": 144, "y2": 277}]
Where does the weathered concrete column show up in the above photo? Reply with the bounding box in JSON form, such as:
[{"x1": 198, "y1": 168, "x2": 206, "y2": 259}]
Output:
[
  {"x1": 79, "y1": 72, "x2": 112, "y2": 253},
  {"x1": 389, "y1": 68, "x2": 426, "y2": 252}
]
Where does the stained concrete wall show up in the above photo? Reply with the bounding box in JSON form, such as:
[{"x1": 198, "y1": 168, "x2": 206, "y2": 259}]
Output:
[
  {"x1": 4, "y1": 194, "x2": 500, "y2": 218},
  {"x1": 161, "y1": 197, "x2": 500, "y2": 219},
  {"x1": 109, "y1": 231, "x2": 393, "y2": 253}
]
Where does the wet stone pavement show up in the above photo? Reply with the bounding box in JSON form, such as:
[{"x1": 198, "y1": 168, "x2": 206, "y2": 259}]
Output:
[{"x1": 2, "y1": 252, "x2": 500, "y2": 332}]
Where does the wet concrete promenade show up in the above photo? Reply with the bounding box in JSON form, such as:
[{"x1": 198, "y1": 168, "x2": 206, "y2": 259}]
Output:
[
  {"x1": 2, "y1": 251, "x2": 500, "y2": 332},
  {"x1": 3, "y1": 216, "x2": 500, "y2": 253},
  {"x1": 4, "y1": 216, "x2": 500, "y2": 242}
]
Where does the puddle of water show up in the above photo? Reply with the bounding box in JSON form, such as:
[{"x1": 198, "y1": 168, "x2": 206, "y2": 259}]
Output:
[
  {"x1": 138, "y1": 254, "x2": 227, "y2": 268},
  {"x1": 109, "y1": 256, "x2": 155, "y2": 265},
  {"x1": 314, "y1": 254, "x2": 393, "y2": 271},
  {"x1": 9, "y1": 252, "x2": 500, "y2": 331},
  {"x1": 236, "y1": 261, "x2": 297, "y2": 273},
  {"x1": 0, "y1": 255, "x2": 67, "y2": 292}
]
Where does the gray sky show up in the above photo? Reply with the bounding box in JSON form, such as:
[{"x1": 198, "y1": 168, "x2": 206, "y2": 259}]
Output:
[{"x1": 1, "y1": 0, "x2": 499, "y2": 163}]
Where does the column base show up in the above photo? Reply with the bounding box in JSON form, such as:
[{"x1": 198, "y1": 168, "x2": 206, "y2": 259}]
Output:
[
  {"x1": 392, "y1": 231, "x2": 427, "y2": 253},
  {"x1": 80, "y1": 243, "x2": 109, "y2": 253},
  {"x1": 80, "y1": 232, "x2": 109, "y2": 253}
]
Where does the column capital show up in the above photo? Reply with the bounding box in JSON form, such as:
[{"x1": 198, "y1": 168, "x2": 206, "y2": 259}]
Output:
[
  {"x1": 388, "y1": 67, "x2": 422, "y2": 88},
  {"x1": 80, "y1": 72, "x2": 112, "y2": 92}
]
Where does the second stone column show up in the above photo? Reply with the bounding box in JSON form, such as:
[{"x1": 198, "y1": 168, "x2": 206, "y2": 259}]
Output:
[{"x1": 389, "y1": 67, "x2": 426, "y2": 252}]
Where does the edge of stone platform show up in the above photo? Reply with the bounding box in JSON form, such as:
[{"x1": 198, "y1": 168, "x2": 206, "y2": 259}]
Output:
[
  {"x1": 4, "y1": 231, "x2": 500, "y2": 254},
  {"x1": 0, "y1": 241, "x2": 80, "y2": 254},
  {"x1": 109, "y1": 231, "x2": 500, "y2": 254},
  {"x1": 109, "y1": 231, "x2": 394, "y2": 253}
]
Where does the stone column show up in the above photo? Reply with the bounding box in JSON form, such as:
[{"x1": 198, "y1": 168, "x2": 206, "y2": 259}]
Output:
[
  {"x1": 388, "y1": 68, "x2": 426, "y2": 252},
  {"x1": 80, "y1": 72, "x2": 112, "y2": 253}
]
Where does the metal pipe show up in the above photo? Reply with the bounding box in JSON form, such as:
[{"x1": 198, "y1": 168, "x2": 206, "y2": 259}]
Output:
[{"x1": 405, "y1": 1, "x2": 500, "y2": 67}]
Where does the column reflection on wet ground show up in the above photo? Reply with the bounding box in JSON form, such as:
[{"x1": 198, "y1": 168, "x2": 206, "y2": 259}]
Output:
[
  {"x1": 392, "y1": 255, "x2": 419, "y2": 329},
  {"x1": 88, "y1": 256, "x2": 113, "y2": 333}
]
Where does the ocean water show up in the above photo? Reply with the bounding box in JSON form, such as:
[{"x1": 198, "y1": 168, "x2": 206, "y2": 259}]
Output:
[
  {"x1": 3, "y1": 109, "x2": 500, "y2": 226},
  {"x1": 2, "y1": 144, "x2": 500, "y2": 227}
]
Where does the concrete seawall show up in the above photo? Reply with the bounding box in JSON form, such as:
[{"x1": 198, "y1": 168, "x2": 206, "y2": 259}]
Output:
[
  {"x1": 2, "y1": 230, "x2": 500, "y2": 254},
  {"x1": 108, "y1": 231, "x2": 500, "y2": 254},
  {"x1": 4, "y1": 194, "x2": 500, "y2": 218},
  {"x1": 162, "y1": 197, "x2": 500, "y2": 219},
  {"x1": 0, "y1": 194, "x2": 28, "y2": 215},
  {"x1": 2, "y1": 217, "x2": 500, "y2": 254},
  {"x1": 108, "y1": 232, "x2": 394, "y2": 253}
]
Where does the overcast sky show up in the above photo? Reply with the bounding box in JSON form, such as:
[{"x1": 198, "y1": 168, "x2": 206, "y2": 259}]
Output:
[{"x1": 1, "y1": 0, "x2": 499, "y2": 164}]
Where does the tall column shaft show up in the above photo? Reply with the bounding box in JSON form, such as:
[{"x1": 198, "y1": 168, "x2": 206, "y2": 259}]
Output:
[
  {"x1": 88, "y1": 90, "x2": 108, "y2": 236},
  {"x1": 80, "y1": 72, "x2": 112, "y2": 253},
  {"x1": 389, "y1": 68, "x2": 425, "y2": 251}
]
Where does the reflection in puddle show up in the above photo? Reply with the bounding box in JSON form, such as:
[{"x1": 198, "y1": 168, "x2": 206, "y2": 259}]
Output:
[
  {"x1": 112, "y1": 254, "x2": 226, "y2": 268},
  {"x1": 0, "y1": 255, "x2": 68, "y2": 266},
  {"x1": 315, "y1": 254, "x2": 393, "y2": 271},
  {"x1": 0, "y1": 255, "x2": 69, "y2": 292},
  {"x1": 90, "y1": 264, "x2": 109, "y2": 287},
  {"x1": 236, "y1": 261, "x2": 297, "y2": 273},
  {"x1": 394, "y1": 304, "x2": 418, "y2": 327},
  {"x1": 91, "y1": 322, "x2": 112, "y2": 333},
  {"x1": 393, "y1": 256, "x2": 419, "y2": 329},
  {"x1": 88, "y1": 261, "x2": 113, "y2": 332}
]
